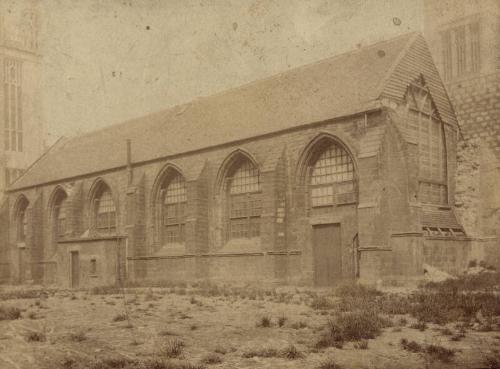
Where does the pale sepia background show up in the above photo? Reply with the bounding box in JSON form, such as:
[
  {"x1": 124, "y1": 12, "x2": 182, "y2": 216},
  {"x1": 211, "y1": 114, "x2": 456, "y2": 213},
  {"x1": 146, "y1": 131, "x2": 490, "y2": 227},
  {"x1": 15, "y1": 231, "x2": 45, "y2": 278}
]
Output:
[{"x1": 2, "y1": 0, "x2": 423, "y2": 140}]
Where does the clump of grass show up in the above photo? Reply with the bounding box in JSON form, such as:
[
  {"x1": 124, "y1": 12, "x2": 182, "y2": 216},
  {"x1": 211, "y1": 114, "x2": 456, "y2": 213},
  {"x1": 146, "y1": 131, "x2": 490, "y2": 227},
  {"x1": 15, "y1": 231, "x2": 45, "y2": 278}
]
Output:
[
  {"x1": 335, "y1": 282, "x2": 382, "y2": 299},
  {"x1": 400, "y1": 338, "x2": 422, "y2": 353},
  {"x1": 400, "y1": 339, "x2": 455, "y2": 363},
  {"x1": 426, "y1": 344, "x2": 455, "y2": 363},
  {"x1": 112, "y1": 313, "x2": 127, "y2": 322},
  {"x1": 281, "y1": 344, "x2": 304, "y2": 359},
  {"x1": 290, "y1": 321, "x2": 308, "y2": 329},
  {"x1": 310, "y1": 296, "x2": 336, "y2": 310},
  {"x1": 158, "y1": 329, "x2": 178, "y2": 337},
  {"x1": 161, "y1": 339, "x2": 184, "y2": 358},
  {"x1": 69, "y1": 330, "x2": 87, "y2": 342},
  {"x1": 256, "y1": 315, "x2": 272, "y2": 328},
  {"x1": 409, "y1": 321, "x2": 427, "y2": 331},
  {"x1": 316, "y1": 358, "x2": 343, "y2": 369},
  {"x1": 242, "y1": 347, "x2": 279, "y2": 358},
  {"x1": 26, "y1": 311, "x2": 37, "y2": 320},
  {"x1": 26, "y1": 331, "x2": 46, "y2": 342},
  {"x1": 200, "y1": 353, "x2": 223, "y2": 365},
  {"x1": 278, "y1": 315, "x2": 287, "y2": 327},
  {"x1": 315, "y1": 309, "x2": 390, "y2": 349},
  {"x1": 0, "y1": 305, "x2": 21, "y2": 320},
  {"x1": 353, "y1": 340, "x2": 369, "y2": 350},
  {"x1": 484, "y1": 353, "x2": 500, "y2": 369}
]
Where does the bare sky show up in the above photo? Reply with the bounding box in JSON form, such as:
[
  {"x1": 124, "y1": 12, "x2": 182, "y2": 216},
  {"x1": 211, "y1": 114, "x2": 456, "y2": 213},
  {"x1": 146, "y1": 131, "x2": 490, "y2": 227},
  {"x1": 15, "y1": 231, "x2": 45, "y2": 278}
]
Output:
[{"x1": 31, "y1": 0, "x2": 423, "y2": 138}]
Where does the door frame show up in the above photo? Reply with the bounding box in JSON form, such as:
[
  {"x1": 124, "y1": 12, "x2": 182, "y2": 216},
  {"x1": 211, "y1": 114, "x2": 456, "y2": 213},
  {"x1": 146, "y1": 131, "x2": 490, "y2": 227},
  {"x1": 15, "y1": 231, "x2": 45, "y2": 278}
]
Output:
[{"x1": 311, "y1": 221, "x2": 343, "y2": 286}]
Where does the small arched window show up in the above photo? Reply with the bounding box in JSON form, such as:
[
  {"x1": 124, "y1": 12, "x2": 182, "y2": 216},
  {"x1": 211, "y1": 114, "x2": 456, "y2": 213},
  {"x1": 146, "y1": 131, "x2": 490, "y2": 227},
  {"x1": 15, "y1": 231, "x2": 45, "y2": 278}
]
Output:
[
  {"x1": 225, "y1": 157, "x2": 261, "y2": 240},
  {"x1": 93, "y1": 185, "x2": 116, "y2": 234},
  {"x1": 309, "y1": 141, "x2": 357, "y2": 207},
  {"x1": 53, "y1": 192, "x2": 68, "y2": 238},
  {"x1": 16, "y1": 197, "x2": 29, "y2": 242},
  {"x1": 161, "y1": 172, "x2": 187, "y2": 244}
]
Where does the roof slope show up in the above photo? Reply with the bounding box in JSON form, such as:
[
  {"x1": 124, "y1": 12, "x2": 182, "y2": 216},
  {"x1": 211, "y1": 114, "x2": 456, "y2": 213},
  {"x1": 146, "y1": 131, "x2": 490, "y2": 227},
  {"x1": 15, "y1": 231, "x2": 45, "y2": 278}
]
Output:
[{"x1": 11, "y1": 33, "x2": 454, "y2": 190}]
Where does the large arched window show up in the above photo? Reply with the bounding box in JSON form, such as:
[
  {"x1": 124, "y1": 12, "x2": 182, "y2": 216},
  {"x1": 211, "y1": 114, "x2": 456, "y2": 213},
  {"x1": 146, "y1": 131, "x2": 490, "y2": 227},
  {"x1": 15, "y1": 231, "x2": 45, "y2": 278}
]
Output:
[
  {"x1": 405, "y1": 80, "x2": 448, "y2": 205},
  {"x1": 16, "y1": 196, "x2": 29, "y2": 242},
  {"x1": 92, "y1": 184, "x2": 116, "y2": 234},
  {"x1": 160, "y1": 172, "x2": 187, "y2": 244},
  {"x1": 308, "y1": 141, "x2": 357, "y2": 208},
  {"x1": 225, "y1": 156, "x2": 261, "y2": 240},
  {"x1": 52, "y1": 191, "x2": 68, "y2": 239}
]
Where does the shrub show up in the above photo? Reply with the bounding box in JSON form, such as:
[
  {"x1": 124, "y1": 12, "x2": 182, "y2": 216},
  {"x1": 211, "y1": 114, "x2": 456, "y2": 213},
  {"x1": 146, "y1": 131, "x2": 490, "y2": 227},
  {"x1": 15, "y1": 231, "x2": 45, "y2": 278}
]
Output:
[
  {"x1": 162, "y1": 339, "x2": 184, "y2": 358},
  {"x1": 0, "y1": 305, "x2": 21, "y2": 320},
  {"x1": 200, "y1": 353, "x2": 223, "y2": 365}
]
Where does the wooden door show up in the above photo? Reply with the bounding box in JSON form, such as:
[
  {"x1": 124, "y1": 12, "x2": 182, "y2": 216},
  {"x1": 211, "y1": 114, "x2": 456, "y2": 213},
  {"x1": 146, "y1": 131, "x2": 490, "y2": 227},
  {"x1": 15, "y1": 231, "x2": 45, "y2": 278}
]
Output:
[
  {"x1": 70, "y1": 251, "x2": 80, "y2": 288},
  {"x1": 313, "y1": 223, "x2": 342, "y2": 286}
]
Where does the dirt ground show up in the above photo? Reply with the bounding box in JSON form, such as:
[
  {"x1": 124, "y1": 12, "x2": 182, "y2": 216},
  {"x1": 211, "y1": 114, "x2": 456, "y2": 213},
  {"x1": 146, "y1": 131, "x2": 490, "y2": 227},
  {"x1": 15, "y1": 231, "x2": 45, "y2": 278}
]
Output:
[{"x1": 0, "y1": 284, "x2": 499, "y2": 369}]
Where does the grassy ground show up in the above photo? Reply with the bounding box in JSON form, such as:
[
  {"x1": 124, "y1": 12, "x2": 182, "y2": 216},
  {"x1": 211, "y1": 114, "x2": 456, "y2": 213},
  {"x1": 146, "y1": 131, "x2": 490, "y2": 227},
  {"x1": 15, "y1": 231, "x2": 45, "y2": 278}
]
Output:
[{"x1": 0, "y1": 274, "x2": 499, "y2": 369}]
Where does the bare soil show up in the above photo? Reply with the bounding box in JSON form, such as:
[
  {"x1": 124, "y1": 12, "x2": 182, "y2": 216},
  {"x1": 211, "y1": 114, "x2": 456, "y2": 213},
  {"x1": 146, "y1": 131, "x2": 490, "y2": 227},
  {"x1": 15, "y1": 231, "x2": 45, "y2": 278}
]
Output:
[{"x1": 0, "y1": 285, "x2": 499, "y2": 369}]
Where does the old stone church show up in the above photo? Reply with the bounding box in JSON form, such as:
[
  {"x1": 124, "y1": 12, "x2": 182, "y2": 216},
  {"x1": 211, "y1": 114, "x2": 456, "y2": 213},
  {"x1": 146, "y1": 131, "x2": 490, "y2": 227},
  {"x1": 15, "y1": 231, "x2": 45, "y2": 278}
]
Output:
[{"x1": 0, "y1": 33, "x2": 485, "y2": 288}]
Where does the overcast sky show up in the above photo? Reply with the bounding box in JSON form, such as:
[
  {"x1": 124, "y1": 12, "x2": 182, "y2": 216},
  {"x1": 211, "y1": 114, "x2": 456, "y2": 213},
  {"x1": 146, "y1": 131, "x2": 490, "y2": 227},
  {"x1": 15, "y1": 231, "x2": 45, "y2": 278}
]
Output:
[{"x1": 19, "y1": 0, "x2": 423, "y2": 138}]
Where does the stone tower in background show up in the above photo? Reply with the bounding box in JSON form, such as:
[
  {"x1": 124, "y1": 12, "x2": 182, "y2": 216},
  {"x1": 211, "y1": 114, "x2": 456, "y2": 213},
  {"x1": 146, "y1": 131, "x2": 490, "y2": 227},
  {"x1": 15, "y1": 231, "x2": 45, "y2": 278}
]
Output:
[
  {"x1": 0, "y1": 1, "x2": 45, "y2": 198},
  {"x1": 424, "y1": 0, "x2": 500, "y2": 247}
]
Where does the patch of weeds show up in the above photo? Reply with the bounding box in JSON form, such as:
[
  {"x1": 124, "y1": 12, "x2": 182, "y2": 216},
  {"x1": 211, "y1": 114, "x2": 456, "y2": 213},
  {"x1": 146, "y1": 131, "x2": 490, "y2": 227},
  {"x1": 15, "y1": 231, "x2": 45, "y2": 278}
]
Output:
[
  {"x1": 281, "y1": 344, "x2": 304, "y2": 359},
  {"x1": 335, "y1": 282, "x2": 382, "y2": 299},
  {"x1": 450, "y1": 333, "x2": 466, "y2": 341},
  {"x1": 158, "y1": 329, "x2": 179, "y2": 336},
  {"x1": 112, "y1": 313, "x2": 127, "y2": 322},
  {"x1": 161, "y1": 339, "x2": 185, "y2": 358},
  {"x1": 316, "y1": 358, "x2": 343, "y2": 369},
  {"x1": 190, "y1": 325, "x2": 198, "y2": 331},
  {"x1": 26, "y1": 311, "x2": 37, "y2": 320},
  {"x1": 353, "y1": 340, "x2": 369, "y2": 349},
  {"x1": 200, "y1": 353, "x2": 223, "y2": 365},
  {"x1": 399, "y1": 317, "x2": 408, "y2": 326},
  {"x1": 0, "y1": 305, "x2": 21, "y2": 320},
  {"x1": 256, "y1": 315, "x2": 272, "y2": 328},
  {"x1": 26, "y1": 331, "x2": 46, "y2": 342}
]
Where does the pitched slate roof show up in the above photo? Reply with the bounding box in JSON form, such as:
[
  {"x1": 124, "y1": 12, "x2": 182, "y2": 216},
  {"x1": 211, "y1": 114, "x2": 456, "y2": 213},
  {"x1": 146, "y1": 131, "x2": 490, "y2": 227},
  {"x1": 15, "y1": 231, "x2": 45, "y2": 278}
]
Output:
[{"x1": 10, "y1": 32, "x2": 457, "y2": 191}]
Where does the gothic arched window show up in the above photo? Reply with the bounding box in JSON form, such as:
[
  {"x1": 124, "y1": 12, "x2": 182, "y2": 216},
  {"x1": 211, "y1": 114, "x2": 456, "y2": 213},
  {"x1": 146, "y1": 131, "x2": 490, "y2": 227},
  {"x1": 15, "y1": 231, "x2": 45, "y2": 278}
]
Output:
[
  {"x1": 309, "y1": 141, "x2": 357, "y2": 208},
  {"x1": 160, "y1": 172, "x2": 187, "y2": 244},
  {"x1": 225, "y1": 157, "x2": 261, "y2": 240},
  {"x1": 93, "y1": 185, "x2": 116, "y2": 234}
]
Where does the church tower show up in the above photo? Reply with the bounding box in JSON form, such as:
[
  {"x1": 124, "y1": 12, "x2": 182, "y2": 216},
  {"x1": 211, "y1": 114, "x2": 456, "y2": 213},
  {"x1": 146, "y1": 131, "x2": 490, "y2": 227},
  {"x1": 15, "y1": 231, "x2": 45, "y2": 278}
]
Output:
[{"x1": 0, "y1": 1, "x2": 45, "y2": 197}]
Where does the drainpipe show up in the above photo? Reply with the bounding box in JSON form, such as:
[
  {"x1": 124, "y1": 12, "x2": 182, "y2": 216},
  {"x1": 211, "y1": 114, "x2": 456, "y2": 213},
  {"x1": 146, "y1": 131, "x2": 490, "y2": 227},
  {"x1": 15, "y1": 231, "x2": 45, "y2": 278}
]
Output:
[{"x1": 126, "y1": 139, "x2": 133, "y2": 186}]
